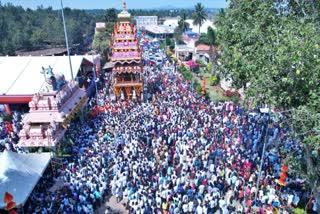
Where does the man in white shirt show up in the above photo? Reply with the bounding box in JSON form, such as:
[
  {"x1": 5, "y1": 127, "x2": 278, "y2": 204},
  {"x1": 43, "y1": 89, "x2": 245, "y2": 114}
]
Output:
[
  {"x1": 156, "y1": 195, "x2": 162, "y2": 209},
  {"x1": 196, "y1": 204, "x2": 203, "y2": 214},
  {"x1": 222, "y1": 204, "x2": 229, "y2": 214},
  {"x1": 209, "y1": 197, "x2": 217, "y2": 212},
  {"x1": 287, "y1": 192, "x2": 294, "y2": 206},
  {"x1": 188, "y1": 200, "x2": 194, "y2": 213},
  {"x1": 219, "y1": 197, "x2": 226, "y2": 214},
  {"x1": 182, "y1": 202, "x2": 189, "y2": 213}
]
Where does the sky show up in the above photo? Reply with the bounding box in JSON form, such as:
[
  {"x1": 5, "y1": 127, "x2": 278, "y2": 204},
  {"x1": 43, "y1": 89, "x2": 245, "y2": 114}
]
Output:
[{"x1": 0, "y1": 0, "x2": 228, "y2": 10}]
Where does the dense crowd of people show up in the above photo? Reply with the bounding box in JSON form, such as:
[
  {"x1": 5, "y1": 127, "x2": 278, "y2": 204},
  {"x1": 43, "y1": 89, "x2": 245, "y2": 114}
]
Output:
[
  {"x1": 23, "y1": 112, "x2": 115, "y2": 213},
  {"x1": 105, "y1": 65, "x2": 308, "y2": 214},
  {"x1": 0, "y1": 112, "x2": 21, "y2": 152},
  {"x1": 1, "y1": 52, "x2": 313, "y2": 213}
]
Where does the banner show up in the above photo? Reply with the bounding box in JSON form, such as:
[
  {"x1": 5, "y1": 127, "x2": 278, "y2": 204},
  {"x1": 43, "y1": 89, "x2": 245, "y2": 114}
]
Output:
[{"x1": 62, "y1": 95, "x2": 88, "y2": 128}]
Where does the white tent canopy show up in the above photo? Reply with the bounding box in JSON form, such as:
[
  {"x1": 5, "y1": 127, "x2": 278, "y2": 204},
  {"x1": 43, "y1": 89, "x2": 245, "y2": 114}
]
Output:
[
  {"x1": 0, "y1": 151, "x2": 51, "y2": 208},
  {"x1": 0, "y1": 55, "x2": 94, "y2": 95}
]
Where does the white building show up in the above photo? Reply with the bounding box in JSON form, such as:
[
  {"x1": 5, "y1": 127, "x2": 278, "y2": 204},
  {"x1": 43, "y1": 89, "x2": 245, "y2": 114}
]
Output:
[
  {"x1": 163, "y1": 17, "x2": 180, "y2": 28},
  {"x1": 163, "y1": 18, "x2": 215, "y2": 34},
  {"x1": 95, "y1": 22, "x2": 106, "y2": 33},
  {"x1": 135, "y1": 16, "x2": 158, "y2": 29},
  {"x1": 144, "y1": 25, "x2": 175, "y2": 39},
  {"x1": 186, "y1": 19, "x2": 216, "y2": 34}
]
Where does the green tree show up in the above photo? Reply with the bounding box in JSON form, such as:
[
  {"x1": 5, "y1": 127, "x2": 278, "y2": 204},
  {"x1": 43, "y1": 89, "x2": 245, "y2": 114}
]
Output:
[
  {"x1": 217, "y1": 0, "x2": 320, "y2": 209},
  {"x1": 92, "y1": 7, "x2": 118, "y2": 63},
  {"x1": 206, "y1": 26, "x2": 217, "y2": 71},
  {"x1": 209, "y1": 74, "x2": 218, "y2": 86},
  {"x1": 173, "y1": 27, "x2": 184, "y2": 45},
  {"x1": 206, "y1": 62, "x2": 212, "y2": 73},
  {"x1": 104, "y1": 8, "x2": 117, "y2": 23},
  {"x1": 92, "y1": 22, "x2": 114, "y2": 63},
  {"x1": 165, "y1": 37, "x2": 171, "y2": 47},
  {"x1": 192, "y1": 3, "x2": 207, "y2": 34},
  {"x1": 30, "y1": 28, "x2": 46, "y2": 48},
  {"x1": 178, "y1": 12, "x2": 190, "y2": 32},
  {"x1": 195, "y1": 33, "x2": 209, "y2": 46},
  {"x1": 195, "y1": 27, "x2": 218, "y2": 72},
  {"x1": 217, "y1": 0, "x2": 320, "y2": 108},
  {"x1": 0, "y1": 4, "x2": 95, "y2": 55},
  {"x1": 173, "y1": 12, "x2": 190, "y2": 46},
  {"x1": 92, "y1": 30, "x2": 109, "y2": 61},
  {"x1": 289, "y1": 106, "x2": 320, "y2": 213}
]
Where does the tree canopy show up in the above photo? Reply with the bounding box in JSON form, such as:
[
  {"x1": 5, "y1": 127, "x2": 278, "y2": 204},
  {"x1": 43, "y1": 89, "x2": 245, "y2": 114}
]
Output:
[
  {"x1": 217, "y1": 0, "x2": 320, "y2": 109},
  {"x1": 0, "y1": 3, "x2": 217, "y2": 56},
  {"x1": 178, "y1": 12, "x2": 190, "y2": 32},
  {"x1": 92, "y1": 8, "x2": 118, "y2": 64},
  {"x1": 195, "y1": 27, "x2": 218, "y2": 71},
  {"x1": 104, "y1": 8, "x2": 117, "y2": 23},
  {"x1": 192, "y1": 3, "x2": 208, "y2": 34},
  {"x1": 216, "y1": 0, "x2": 320, "y2": 208},
  {"x1": 0, "y1": 3, "x2": 96, "y2": 55}
]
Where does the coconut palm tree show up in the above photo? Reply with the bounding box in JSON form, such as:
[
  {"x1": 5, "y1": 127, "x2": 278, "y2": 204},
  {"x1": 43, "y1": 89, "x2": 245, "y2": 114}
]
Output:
[
  {"x1": 195, "y1": 26, "x2": 217, "y2": 70},
  {"x1": 207, "y1": 26, "x2": 218, "y2": 71},
  {"x1": 192, "y1": 3, "x2": 207, "y2": 34},
  {"x1": 178, "y1": 12, "x2": 190, "y2": 32}
]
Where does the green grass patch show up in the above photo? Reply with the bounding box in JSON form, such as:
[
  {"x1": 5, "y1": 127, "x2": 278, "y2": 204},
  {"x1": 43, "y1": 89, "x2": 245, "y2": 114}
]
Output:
[{"x1": 179, "y1": 65, "x2": 229, "y2": 100}]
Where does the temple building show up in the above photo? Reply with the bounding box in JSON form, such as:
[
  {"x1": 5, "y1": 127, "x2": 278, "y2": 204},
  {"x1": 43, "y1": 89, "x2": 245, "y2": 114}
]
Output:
[
  {"x1": 18, "y1": 66, "x2": 88, "y2": 148},
  {"x1": 0, "y1": 55, "x2": 97, "y2": 114},
  {"x1": 111, "y1": 0, "x2": 143, "y2": 100}
]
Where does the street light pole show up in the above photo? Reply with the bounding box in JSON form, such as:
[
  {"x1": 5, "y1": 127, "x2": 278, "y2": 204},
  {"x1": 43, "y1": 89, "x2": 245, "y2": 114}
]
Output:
[
  {"x1": 92, "y1": 55, "x2": 99, "y2": 104},
  {"x1": 60, "y1": 0, "x2": 74, "y2": 80},
  {"x1": 191, "y1": 66, "x2": 195, "y2": 91},
  {"x1": 254, "y1": 107, "x2": 271, "y2": 205},
  {"x1": 87, "y1": 51, "x2": 99, "y2": 104}
]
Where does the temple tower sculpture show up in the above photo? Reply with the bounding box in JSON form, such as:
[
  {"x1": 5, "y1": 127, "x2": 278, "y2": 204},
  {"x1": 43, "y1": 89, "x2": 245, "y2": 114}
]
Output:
[
  {"x1": 18, "y1": 66, "x2": 88, "y2": 148},
  {"x1": 111, "y1": 0, "x2": 143, "y2": 100}
]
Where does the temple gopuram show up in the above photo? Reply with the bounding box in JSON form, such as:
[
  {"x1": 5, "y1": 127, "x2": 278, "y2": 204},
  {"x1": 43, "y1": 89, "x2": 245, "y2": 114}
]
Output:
[
  {"x1": 18, "y1": 66, "x2": 88, "y2": 148},
  {"x1": 111, "y1": 0, "x2": 143, "y2": 100}
]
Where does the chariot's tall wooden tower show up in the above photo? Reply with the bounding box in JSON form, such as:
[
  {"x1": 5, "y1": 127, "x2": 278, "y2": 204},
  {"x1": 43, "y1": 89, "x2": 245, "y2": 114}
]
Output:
[{"x1": 111, "y1": 0, "x2": 143, "y2": 100}]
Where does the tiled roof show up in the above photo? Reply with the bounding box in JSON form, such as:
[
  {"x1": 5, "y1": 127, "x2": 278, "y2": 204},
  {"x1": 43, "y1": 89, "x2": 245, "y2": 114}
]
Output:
[{"x1": 196, "y1": 44, "x2": 210, "y2": 51}]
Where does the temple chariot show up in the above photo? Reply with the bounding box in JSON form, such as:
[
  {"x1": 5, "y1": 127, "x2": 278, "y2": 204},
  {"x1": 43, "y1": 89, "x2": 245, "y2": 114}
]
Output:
[{"x1": 111, "y1": 0, "x2": 143, "y2": 100}]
